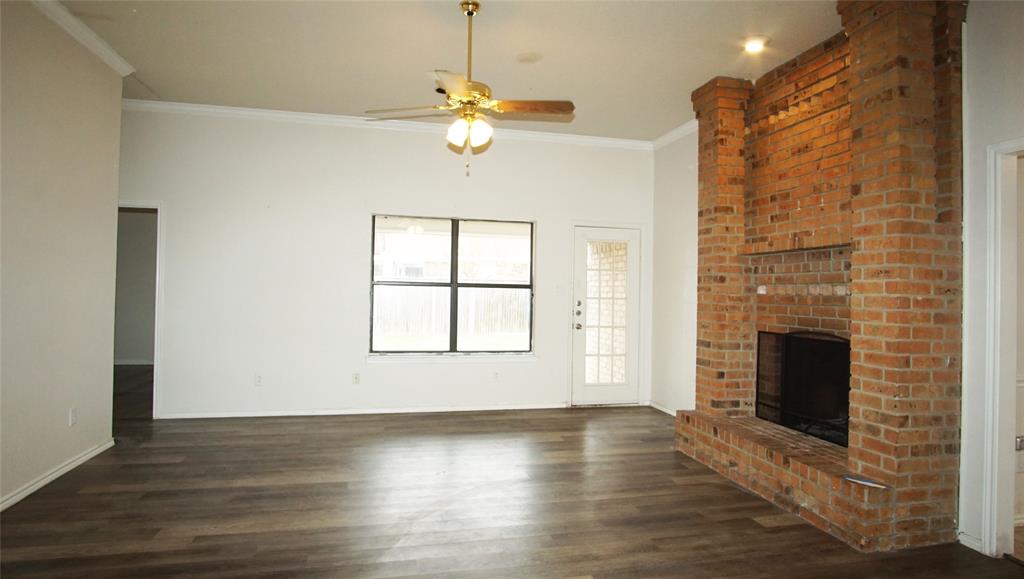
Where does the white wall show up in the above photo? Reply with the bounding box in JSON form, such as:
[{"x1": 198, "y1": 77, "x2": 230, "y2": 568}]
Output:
[
  {"x1": 650, "y1": 129, "x2": 699, "y2": 413},
  {"x1": 114, "y1": 209, "x2": 157, "y2": 364},
  {"x1": 118, "y1": 103, "x2": 655, "y2": 417},
  {"x1": 960, "y1": 0, "x2": 1024, "y2": 554},
  {"x1": 1, "y1": 3, "x2": 122, "y2": 506}
]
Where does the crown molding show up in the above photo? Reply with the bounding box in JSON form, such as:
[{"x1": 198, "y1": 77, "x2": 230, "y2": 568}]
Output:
[
  {"x1": 122, "y1": 99, "x2": 655, "y2": 151},
  {"x1": 652, "y1": 119, "x2": 699, "y2": 150},
  {"x1": 31, "y1": 0, "x2": 135, "y2": 77}
]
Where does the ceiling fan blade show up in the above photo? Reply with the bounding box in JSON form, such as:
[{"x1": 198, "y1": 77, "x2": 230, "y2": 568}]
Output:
[
  {"x1": 434, "y1": 69, "x2": 468, "y2": 96},
  {"x1": 366, "y1": 113, "x2": 452, "y2": 122},
  {"x1": 365, "y1": 105, "x2": 449, "y2": 115},
  {"x1": 489, "y1": 100, "x2": 575, "y2": 115}
]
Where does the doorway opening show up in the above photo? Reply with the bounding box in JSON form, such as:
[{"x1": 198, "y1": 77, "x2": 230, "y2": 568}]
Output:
[{"x1": 113, "y1": 207, "x2": 158, "y2": 439}]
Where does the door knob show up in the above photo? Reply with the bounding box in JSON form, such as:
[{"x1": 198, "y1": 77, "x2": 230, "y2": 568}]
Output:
[{"x1": 574, "y1": 323, "x2": 583, "y2": 330}]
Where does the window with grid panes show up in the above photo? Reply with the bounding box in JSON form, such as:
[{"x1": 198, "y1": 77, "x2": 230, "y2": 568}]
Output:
[{"x1": 370, "y1": 215, "x2": 534, "y2": 353}]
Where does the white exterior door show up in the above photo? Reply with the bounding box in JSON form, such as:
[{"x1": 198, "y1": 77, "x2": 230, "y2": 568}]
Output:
[{"x1": 571, "y1": 226, "x2": 641, "y2": 405}]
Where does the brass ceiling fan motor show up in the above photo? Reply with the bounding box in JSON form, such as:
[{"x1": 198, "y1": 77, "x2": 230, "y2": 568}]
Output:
[{"x1": 367, "y1": 0, "x2": 575, "y2": 149}]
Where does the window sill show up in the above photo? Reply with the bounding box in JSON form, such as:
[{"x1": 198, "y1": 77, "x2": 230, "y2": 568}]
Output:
[{"x1": 365, "y1": 352, "x2": 537, "y2": 364}]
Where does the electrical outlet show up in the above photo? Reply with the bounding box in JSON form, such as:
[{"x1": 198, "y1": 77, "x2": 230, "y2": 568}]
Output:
[
  {"x1": 352, "y1": 373, "x2": 360, "y2": 385},
  {"x1": 68, "y1": 407, "x2": 78, "y2": 427},
  {"x1": 254, "y1": 374, "x2": 263, "y2": 388}
]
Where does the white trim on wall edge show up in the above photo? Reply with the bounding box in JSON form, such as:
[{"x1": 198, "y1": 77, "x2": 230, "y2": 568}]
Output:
[
  {"x1": 114, "y1": 359, "x2": 154, "y2": 365},
  {"x1": 122, "y1": 99, "x2": 655, "y2": 151},
  {"x1": 652, "y1": 119, "x2": 699, "y2": 150},
  {"x1": 972, "y1": 136, "x2": 1024, "y2": 557},
  {"x1": 958, "y1": 531, "x2": 983, "y2": 552},
  {"x1": 648, "y1": 401, "x2": 676, "y2": 417},
  {"x1": 0, "y1": 439, "x2": 114, "y2": 511},
  {"x1": 30, "y1": 1, "x2": 134, "y2": 76},
  {"x1": 157, "y1": 403, "x2": 569, "y2": 420}
]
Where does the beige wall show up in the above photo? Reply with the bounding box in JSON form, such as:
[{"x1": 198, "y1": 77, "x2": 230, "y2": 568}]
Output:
[
  {"x1": 651, "y1": 130, "x2": 699, "y2": 413},
  {"x1": 114, "y1": 209, "x2": 157, "y2": 364},
  {"x1": 1, "y1": 2, "x2": 123, "y2": 506}
]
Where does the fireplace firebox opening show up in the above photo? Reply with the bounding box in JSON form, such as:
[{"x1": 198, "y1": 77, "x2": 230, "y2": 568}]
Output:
[{"x1": 756, "y1": 331, "x2": 851, "y2": 447}]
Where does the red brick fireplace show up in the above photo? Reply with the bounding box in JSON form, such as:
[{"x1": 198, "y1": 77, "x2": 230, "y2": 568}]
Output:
[{"x1": 676, "y1": 0, "x2": 966, "y2": 552}]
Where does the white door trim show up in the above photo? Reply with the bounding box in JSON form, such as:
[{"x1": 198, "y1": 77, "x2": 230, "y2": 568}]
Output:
[
  {"x1": 967, "y1": 137, "x2": 1024, "y2": 556},
  {"x1": 117, "y1": 201, "x2": 165, "y2": 420}
]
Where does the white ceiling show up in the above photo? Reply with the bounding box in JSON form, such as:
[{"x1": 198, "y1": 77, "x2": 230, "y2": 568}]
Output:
[{"x1": 66, "y1": 1, "x2": 842, "y2": 140}]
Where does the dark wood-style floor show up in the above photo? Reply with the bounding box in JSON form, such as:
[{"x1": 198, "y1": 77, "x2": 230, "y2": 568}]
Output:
[
  {"x1": 112, "y1": 364, "x2": 154, "y2": 426},
  {"x1": 1, "y1": 391, "x2": 1020, "y2": 577}
]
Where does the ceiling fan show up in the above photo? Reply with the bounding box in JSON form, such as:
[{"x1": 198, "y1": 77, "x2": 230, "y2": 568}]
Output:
[{"x1": 366, "y1": 0, "x2": 575, "y2": 149}]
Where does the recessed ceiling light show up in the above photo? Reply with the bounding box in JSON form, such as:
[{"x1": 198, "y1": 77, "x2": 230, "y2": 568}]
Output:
[{"x1": 744, "y1": 37, "x2": 768, "y2": 54}]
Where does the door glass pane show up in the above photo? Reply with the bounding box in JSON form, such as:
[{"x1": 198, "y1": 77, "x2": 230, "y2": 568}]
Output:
[
  {"x1": 458, "y1": 221, "x2": 531, "y2": 284},
  {"x1": 373, "y1": 216, "x2": 452, "y2": 282},
  {"x1": 612, "y1": 356, "x2": 625, "y2": 383},
  {"x1": 583, "y1": 240, "x2": 628, "y2": 385},
  {"x1": 586, "y1": 299, "x2": 600, "y2": 326},
  {"x1": 586, "y1": 271, "x2": 599, "y2": 297},
  {"x1": 372, "y1": 286, "x2": 450, "y2": 351},
  {"x1": 457, "y1": 287, "x2": 531, "y2": 351}
]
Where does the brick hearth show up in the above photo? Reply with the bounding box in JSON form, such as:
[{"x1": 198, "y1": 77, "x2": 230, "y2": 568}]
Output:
[
  {"x1": 677, "y1": 0, "x2": 967, "y2": 552},
  {"x1": 676, "y1": 412, "x2": 892, "y2": 551}
]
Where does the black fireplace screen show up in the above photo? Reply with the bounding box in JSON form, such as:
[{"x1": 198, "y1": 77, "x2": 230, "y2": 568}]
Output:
[{"x1": 756, "y1": 331, "x2": 851, "y2": 447}]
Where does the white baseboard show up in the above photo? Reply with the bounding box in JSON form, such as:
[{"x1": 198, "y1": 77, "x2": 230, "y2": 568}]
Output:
[
  {"x1": 1, "y1": 439, "x2": 115, "y2": 511},
  {"x1": 957, "y1": 531, "x2": 984, "y2": 553},
  {"x1": 114, "y1": 359, "x2": 153, "y2": 366},
  {"x1": 157, "y1": 402, "x2": 571, "y2": 419},
  {"x1": 649, "y1": 401, "x2": 676, "y2": 417}
]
